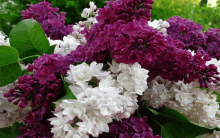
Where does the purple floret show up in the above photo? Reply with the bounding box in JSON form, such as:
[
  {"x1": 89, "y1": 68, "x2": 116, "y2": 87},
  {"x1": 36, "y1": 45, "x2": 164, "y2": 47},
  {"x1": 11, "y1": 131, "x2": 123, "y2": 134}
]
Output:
[
  {"x1": 22, "y1": 0, "x2": 73, "y2": 40},
  {"x1": 166, "y1": 16, "x2": 207, "y2": 53},
  {"x1": 202, "y1": 28, "x2": 220, "y2": 60},
  {"x1": 91, "y1": 116, "x2": 161, "y2": 138}
]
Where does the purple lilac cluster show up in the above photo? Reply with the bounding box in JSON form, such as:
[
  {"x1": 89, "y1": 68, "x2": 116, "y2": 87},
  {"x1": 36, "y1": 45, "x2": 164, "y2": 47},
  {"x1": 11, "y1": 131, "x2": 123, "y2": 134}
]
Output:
[
  {"x1": 166, "y1": 16, "x2": 207, "y2": 53},
  {"x1": 75, "y1": 0, "x2": 165, "y2": 66},
  {"x1": 110, "y1": 19, "x2": 168, "y2": 67},
  {"x1": 202, "y1": 28, "x2": 220, "y2": 60},
  {"x1": 4, "y1": 74, "x2": 63, "y2": 108},
  {"x1": 92, "y1": 116, "x2": 161, "y2": 138},
  {"x1": 148, "y1": 37, "x2": 220, "y2": 88},
  {"x1": 4, "y1": 53, "x2": 74, "y2": 138},
  {"x1": 97, "y1": 0, "x2": 154, "y2": 24},
  {"x1": 167, "y1": 16, "x2": 220, "y2": 60},
  {"x1": 4, "y1": 53, "x2": 71, "y2": 108},
  {"x1": 18, "y1": 106, "x2": 54, "y2": 138},
  {"x1": 21, "y1": 0, "x2": 73, "y2": 40}
]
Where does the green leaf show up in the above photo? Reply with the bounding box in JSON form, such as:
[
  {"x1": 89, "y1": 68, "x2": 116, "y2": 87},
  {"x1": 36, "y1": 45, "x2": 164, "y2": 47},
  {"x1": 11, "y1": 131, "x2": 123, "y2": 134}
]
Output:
[
  {"x1": 18, "y1": 55, "x2": 41, "y2": 64},
  {"x1": 161, "y1": 108, "x2": 189, "y2": 122},
  {"x1": 21, "y1": 69, "x2": 33, "y2": 76},
  {"x1": 139, "y1": 107, "x2": 218, "y2": 138},
  {"x1": 0, "y1": 46, "x2": 22, "y2": 86},
  {"x1": 9, "y1": 19, "x2": 50, "y2": 59},
  {"x1": 45, "y1": 44, "x2": 56, "y2": 55},
  {"x1": 0, "y1": 122, "x2": 24, "y2": 137},
  {"x1": 0, "y1": 46, "x2": 19, "y2": 67},
  {"x1": 0, "y1": 63, "x2": 22, "y2": 87},
  {"x1": 55, "y1": 74, "x2": 77, "y2": 102},
  {"x1": 161, "y1": 122, "x2": 186, "y2": 138}
]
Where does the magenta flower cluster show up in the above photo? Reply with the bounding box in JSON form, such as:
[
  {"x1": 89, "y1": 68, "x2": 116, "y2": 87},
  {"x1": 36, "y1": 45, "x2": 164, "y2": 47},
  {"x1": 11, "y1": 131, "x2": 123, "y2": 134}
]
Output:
[
  {"x1": 97, "y1": 0, "x2": 154, "y2": 24},
  {"x1": 203, "y1": 28, "x2": 220, "y2": 60},
  {"x1": 92, "y1": 116, "x2": 161, "y2": 138},
  {"x1": 166, "y1": 16, "x2": 220, "y2": 60},
  {"x1": 4, "y1": 53, "x2": 72, "y2": 108},
  {"x1": 166, "y1": 16, "x2": 206, "y2": 53},
  {"x1": 4, "y1": 53, "x2": 74, "y2": 138},
  {"x1": 148, "y1": 37, "x2": 220, "y2": 88},
  {"x1": 21, "y1": 0, "x2": 73, "y2": 40},
  {"x1": 4, "y1": 74, "x2": 63, "y2": 108},
  {"x1": 111, "y1": 20, "x2": 168, "y2": 67},
  {"x1": 18, "y1": 106, "x2": 54, "y2": 138},
  {"x1": 75, "y1": 0, "x2": 166, "y2": 67}
]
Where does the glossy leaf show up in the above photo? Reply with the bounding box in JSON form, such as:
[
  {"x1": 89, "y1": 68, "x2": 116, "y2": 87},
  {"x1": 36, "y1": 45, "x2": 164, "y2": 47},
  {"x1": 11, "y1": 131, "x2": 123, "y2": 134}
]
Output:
[
  {"x1": 0, "y1": 46, "x2": 22, "y2": 86},
  {"x1": 0, "y1": 122, "x2": 24, "y2": 137},
  {"x1": 45, "y1": 44, "x2": 56, "y2": 55},
  {"x1": 9, "y1": 19, "x2": 50, "y2": 58}
]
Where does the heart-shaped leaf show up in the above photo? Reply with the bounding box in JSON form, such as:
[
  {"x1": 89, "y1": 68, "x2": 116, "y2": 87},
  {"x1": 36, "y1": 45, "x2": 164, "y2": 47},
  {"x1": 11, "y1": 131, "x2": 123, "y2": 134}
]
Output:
[
  {"x1": 0, "y1": 46, "x2": 22, "y2": 86},
  {"x1": 9, "y1": 19, "x2": 50, "y2": 58}
]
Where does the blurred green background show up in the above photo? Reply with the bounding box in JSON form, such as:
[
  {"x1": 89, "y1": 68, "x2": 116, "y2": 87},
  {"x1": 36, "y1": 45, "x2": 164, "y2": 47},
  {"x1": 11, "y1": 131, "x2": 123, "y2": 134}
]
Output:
[{"x1": 0, "y1": 0, "x2": 219, "y2": 36}]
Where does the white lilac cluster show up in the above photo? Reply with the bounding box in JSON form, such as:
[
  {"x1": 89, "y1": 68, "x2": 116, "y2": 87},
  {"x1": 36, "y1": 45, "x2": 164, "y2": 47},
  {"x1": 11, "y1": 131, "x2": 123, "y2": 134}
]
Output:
[
  {"x1": 80, "y1": 1, "x2": 98, "y2": 25},
  {"x1": 0, "y1": 82, "x2": 31, "y2": 128},
  {"x1": 72, "y1": 2, "x2": 98, "y2": 45},
  {"x1": 48, "y1": 36, "x2": 80, "y2": 56},
  {"x1": 49, "y1": 60, "x2": 149, "y2": 137},
  {"x1": 142, "y1": 76, "x2": 220, "y2": 137},
  {"x1": 0, "y1": 32, "x2": 10, "y2": 46},
  {"x1": 148, "y1": 19, "x2": 170, "y2": 36},
  {"x1": 46, "y1": 2, "x2": 99, "y2": 56}
]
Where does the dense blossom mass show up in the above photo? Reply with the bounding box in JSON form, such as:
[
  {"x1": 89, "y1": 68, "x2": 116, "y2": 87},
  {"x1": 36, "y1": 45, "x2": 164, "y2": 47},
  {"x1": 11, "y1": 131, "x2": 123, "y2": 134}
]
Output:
[
  {"x1": 21, "y1": 0, "x2": 73, "y2": 40},
  {"x1": 3, "y1": 53, "x2": 71, "y2": 138},
  {"x1": 203, "y1": 28, "x2": 220, "y2": 60},
  {"x1": 1, "y1": 0, "x2": 220, "y2": 138},
  {"x1": 72, "y1": 0, "x2": 155, "y2": 64},
  {"x1": 148, "y1": 37, "x2": 220, "y2": 88},
  {"x1": 166, "y1": 16, "x2": 206, "y2": 53}
]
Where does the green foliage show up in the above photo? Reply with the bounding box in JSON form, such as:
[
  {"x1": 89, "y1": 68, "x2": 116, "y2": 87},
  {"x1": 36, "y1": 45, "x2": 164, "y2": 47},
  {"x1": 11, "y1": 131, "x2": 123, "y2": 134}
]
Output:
[
  {"x1": 9, "y1": 19, "x2": 50, "y2": 59},
  {"x1": 0, "y1": 122, "x2": 24, "y2": 137},
  {"x1": 0, "y1": 0, "x2": 42, "y2": 36},
  {"x1": 0, "y1": 46, "x2": 22, "y2": 87},
  {"x1": 45, "y1": 44, "x2": 56, "y2": 55},
  {"x1": 200, "y1": 0, "x2": 208, "y2": 7},
  {"x1": 137, "y1": 107, "x2": 220, "y2": 138},
  {"x1": 55, "y1": 74, "x2": 77, "y2": 102},
  {"x1": 151, "y1": 0, "x2": 220, "y2": 32}
]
